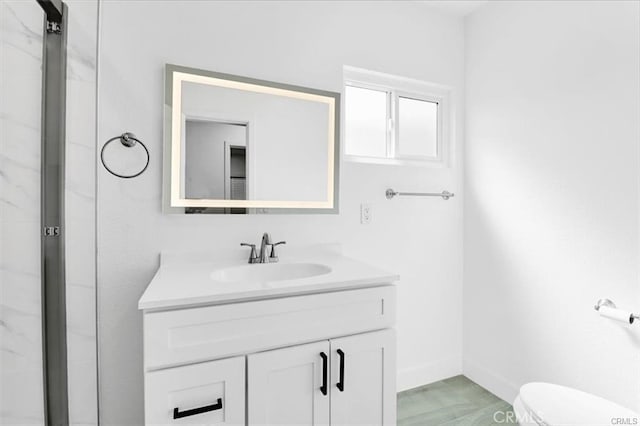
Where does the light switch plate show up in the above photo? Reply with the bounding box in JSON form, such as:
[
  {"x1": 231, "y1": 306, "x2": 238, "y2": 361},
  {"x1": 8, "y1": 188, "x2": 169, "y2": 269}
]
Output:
[{"x1": 360, "y1": 203, "x2": 372, "y2": 224}]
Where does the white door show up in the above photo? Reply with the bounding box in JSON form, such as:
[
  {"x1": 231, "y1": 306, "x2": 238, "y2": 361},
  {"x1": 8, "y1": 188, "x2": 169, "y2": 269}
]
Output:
[
  {"x1": 330, "y1": 329, "x2": 397, "y2": 426},
  {"x1": 247, "y1": 341, "x2": 330, "y2": 426},
  {"x1": 145, "y1": 356, "x2": 245, "y2": 426}
]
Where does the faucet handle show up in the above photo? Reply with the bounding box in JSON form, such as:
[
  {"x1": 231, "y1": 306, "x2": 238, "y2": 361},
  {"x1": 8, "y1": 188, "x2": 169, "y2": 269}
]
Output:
[
  {"x1": 269, "y1": 241, "x2": 286, "y2": 262},
  {"x1": 240, "y1": 243, "x2": 258, "y2": 264}
]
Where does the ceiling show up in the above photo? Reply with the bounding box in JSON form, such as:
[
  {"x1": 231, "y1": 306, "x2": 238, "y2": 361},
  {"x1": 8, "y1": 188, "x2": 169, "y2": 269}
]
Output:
[{"x1": 419, "y1": 0, "x2": 490, "y2": 18}]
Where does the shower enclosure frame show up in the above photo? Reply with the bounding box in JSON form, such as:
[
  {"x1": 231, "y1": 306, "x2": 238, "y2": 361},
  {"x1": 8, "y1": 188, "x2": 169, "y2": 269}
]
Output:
[{"x1": 36, "y1": 0, "x2": 69, "y2": 424}]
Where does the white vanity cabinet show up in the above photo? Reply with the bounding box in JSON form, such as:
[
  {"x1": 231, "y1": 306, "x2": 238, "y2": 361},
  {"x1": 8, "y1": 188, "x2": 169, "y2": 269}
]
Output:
[
  {"x1": 247, "y1": 329, "x2": 396, "y2": 426},
  {"x1": 248, "y1": 340, "x2": 331, "y2": 425},
  {"x1": 139, "y1": 254, "x2": 399, "y2": 426},
  {"x1": 145, "y1": 356, "x2": 246, "y2": 425},
  {"x1": 329, "y1": 329, "x2": 396, "y2": 426}
]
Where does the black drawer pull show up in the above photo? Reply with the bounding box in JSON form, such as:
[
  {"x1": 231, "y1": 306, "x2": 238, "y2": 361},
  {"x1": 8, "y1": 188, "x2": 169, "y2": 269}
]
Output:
[
  {"x1": 173, "y1": 398, "x2": 222, "y2": 419},
  {"x1": 337, "y1": 349, "x2": 345, "y2": 392},
  {"x1": 320, "y1": 352, "x2": 328, "y2": 396}
]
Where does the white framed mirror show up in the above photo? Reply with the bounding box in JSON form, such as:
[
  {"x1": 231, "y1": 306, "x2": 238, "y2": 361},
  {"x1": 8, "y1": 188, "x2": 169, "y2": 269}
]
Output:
[{"x1": 163, "y1": 64, "x2": 340, "y2": 214}]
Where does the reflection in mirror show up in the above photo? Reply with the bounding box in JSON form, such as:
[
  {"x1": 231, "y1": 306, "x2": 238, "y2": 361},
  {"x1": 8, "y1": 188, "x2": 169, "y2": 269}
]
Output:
[
  {"x1": 164, "y1": 64, "x2": 340, "y2": 214},
  {"x1": 183, "y1": 120, "x2": 247, "y2": 214},
  {"x1": 179, "y1": 80, "x2": 329, "y2": 203}
]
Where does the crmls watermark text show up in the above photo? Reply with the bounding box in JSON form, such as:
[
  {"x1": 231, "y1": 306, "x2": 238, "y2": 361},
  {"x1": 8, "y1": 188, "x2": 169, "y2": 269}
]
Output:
[
  {"x1": 611, "y1": 418, "x2": 639, "y2": 425},
  {"x1": 493, "y1": 411, "x2": 520, "y2": 424},
  {"x1": 494, "y1": 410, "x2": 639, "y2": 425}
]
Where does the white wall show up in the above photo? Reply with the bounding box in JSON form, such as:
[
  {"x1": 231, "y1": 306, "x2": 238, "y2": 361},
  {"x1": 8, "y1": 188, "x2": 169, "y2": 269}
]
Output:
[
  {"x1": 464, "y1": 0, "x2": 640, "y2": 410},
  {"x1": 1, "y1": 1, "x2": 98, "y2": 424},
  {"x1": 97, "y1": 1, "x2": 464, "y2": 424}
]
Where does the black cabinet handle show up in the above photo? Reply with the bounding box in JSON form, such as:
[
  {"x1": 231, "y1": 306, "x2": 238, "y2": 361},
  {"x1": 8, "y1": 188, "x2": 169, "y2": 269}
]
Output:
[
  {"x1": 320, "y1": 352, "x2": 328, "y2": 396},
  {"x1": 173, "y1": 398, "x2": 222, "y2": 419},
  {"x1": 337, "y1": 349, "x2": 345, "y2": 392}
]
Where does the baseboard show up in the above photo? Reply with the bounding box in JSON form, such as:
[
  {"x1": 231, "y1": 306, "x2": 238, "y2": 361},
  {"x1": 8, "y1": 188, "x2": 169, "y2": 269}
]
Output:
[
  {"x1": 397, "y1": 356, "x2": 462, "y2": 392},
  {"x1": 463, "y1": 358, "x2": 519, "y2": 404}
]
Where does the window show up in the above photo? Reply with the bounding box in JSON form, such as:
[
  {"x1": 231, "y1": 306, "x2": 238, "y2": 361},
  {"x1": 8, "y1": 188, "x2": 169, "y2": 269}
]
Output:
[
  {"x1": 344, "y1": 86, "x2": 388, "y2": 158},
  {"x1": 344, "y1": 67, "x2": 450, "y2": 166}
]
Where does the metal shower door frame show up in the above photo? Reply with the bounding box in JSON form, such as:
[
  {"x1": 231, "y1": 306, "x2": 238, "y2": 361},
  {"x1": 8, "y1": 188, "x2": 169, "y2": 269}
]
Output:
[{"x1": 37, "y1": 0, "x2": 69, "y2": 424}]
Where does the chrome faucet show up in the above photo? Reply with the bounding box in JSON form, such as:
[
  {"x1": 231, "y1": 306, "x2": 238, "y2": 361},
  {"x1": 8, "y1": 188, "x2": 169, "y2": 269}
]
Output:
[
  {"x1": 241, "y1": 232, "x2": 286, "y2": 264},
  {"x1": 259, "y1": 232, "x2": 272, "y2": 264}
]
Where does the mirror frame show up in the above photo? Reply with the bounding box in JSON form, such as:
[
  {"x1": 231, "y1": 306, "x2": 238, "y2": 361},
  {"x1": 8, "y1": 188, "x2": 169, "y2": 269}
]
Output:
[{"x1": 163, "y1": 64, "x2": 341, "y2": 214}]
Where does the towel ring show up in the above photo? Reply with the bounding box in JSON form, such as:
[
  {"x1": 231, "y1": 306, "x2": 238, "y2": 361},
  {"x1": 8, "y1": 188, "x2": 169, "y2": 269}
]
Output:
[{"x1": 100, "y1": 132, "x2": 150, "y2": 179}]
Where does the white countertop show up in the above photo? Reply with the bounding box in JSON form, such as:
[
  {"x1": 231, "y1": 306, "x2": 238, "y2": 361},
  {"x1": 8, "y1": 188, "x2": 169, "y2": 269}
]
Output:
[{"x1": 138, "y1": 251, "x2": 399, "y2": 311}]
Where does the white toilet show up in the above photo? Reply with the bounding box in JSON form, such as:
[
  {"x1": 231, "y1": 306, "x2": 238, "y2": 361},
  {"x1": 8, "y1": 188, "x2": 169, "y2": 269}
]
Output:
[{"x1": 513, "y1": 382, "x2": 639, "y2": 426}]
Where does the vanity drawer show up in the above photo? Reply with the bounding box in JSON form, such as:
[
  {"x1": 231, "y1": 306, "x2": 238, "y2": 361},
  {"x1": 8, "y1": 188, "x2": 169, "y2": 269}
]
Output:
[
  {"x1": 144, "y1": 356, "x2": 245, "y2": 425},
  {"x1": 144, "y1": 285, "x2": 395, "y2": 370}
]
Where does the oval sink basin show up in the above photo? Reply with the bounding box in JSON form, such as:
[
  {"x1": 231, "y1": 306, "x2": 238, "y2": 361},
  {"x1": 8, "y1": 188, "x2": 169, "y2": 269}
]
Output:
[{"x1": 211, "y1": 262, "x2": 332, "y2": 283}]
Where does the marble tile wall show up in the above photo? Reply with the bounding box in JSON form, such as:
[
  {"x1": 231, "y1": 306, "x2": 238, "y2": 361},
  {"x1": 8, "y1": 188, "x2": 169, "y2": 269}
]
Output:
[
  {"x1": 1, "y1": 0, "x2": 98, "y2": 424},
  {"x1": 64, "y1": 1, "x2": 98, "y2": 424},
  {"x1": 1, "y1": 2, "x2": 46, "y2": 423}
]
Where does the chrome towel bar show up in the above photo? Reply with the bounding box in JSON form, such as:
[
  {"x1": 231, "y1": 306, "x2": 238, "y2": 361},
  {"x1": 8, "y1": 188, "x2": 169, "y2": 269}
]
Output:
[{"x1": 386, "y1": 188, "x2": 454, "y2": 200}]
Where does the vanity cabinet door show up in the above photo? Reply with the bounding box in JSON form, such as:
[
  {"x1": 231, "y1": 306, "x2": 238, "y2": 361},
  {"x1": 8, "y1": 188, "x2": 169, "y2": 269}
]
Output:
[
  {"x1": 145, "y1": 356, "x2": 245, "y2": 426},
  {"x1": 330, "y1": 329, "x2": 396, "y2": 426},
  {"x1": 247, "y1": 341, "x2": 330, "y2": 426}
]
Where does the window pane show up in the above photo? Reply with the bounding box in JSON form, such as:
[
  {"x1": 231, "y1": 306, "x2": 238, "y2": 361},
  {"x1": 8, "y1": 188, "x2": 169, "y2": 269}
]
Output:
[
  {"x1": 345, "y1": 86, "x2": 388, "y2": 158},
  {"x1": 398, "y1": 97, "x2": 438, "y2": 158}
]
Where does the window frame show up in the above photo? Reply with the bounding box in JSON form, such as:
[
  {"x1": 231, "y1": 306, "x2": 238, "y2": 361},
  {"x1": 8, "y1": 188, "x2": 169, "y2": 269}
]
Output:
[{"x1": 343, "y1": 66, "x2": 452, "y2": 168}]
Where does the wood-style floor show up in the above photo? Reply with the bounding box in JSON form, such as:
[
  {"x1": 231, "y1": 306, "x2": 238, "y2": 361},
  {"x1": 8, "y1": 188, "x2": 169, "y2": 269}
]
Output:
[{"x1": 397, "y1": 375, "x2": 515, "y2": 426}]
